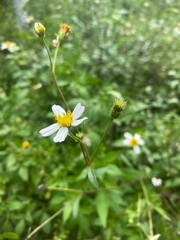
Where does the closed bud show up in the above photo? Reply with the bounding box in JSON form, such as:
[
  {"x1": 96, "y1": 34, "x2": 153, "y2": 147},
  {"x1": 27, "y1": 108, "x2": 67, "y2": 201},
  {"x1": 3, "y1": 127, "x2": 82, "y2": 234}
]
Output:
[
  {"x1": 34, "y1": 22, "x2": 45, "y2": 37},
  {"x1": 111, "y1": 99, "x2": 126, "y2": 119}
]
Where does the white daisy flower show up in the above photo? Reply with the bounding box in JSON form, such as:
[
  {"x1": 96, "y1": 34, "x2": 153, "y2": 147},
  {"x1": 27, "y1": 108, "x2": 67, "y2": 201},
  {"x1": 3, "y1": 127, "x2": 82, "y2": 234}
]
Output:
[
  {"x1": 123, "y1": 132, "x2": 144, "y2": 154},
  {"x1": 39, "y1": 103, "x2": 88, "y2": 143},
  {"x1": 1, "y1": 41, "x2": 19, "y2": 52},
  {"x1": 149, "y1": 234, "x2": 161, "y2": 240},
  {"x1": 151, "y1": 177, "x2": 162, "y2": 187}
]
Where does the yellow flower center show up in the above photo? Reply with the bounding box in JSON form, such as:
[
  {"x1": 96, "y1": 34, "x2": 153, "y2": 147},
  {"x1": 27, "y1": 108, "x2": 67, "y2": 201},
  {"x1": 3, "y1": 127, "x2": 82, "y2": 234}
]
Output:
[
  {"x1": 130, "y1": 137, "x2": 138, "y2": 146},
  {"x1": 55, "y1": 110, "x2": 72, "y2": 127},
  {"x1": 5, "y1": 41, "x2": 11, "y2": 46}
]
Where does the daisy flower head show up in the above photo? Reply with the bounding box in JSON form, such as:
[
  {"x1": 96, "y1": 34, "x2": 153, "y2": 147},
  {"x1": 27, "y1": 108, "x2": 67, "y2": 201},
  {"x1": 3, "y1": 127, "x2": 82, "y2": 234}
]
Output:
[
  {"x1": 39, "y1": 103, "x2": 88, "y2": 143},
  {"x1": 123, "y1": 132, "x2": 144, "y2": 154},
  {"x1": 1, "y1": 41, "x2": 19, "y2": 52},
  {"x1": 149, "y1": 234, "x2": 161, "y2": 240}
]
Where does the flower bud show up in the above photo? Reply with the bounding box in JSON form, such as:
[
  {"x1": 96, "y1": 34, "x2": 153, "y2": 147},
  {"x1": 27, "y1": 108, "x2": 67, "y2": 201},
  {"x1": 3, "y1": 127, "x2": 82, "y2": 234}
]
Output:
[
  {"x1": 59, "y1": 23, "x2": 72, "y2": 40},
  {"x1": 111, "y1": 99, "x2": 126, "y2": 119},
  {"x1": 34, "y1": 22, "x2": 45, "y2": 37},
  {"x1": 76, "y1": 132, "x2": 84, "y2": 141}
]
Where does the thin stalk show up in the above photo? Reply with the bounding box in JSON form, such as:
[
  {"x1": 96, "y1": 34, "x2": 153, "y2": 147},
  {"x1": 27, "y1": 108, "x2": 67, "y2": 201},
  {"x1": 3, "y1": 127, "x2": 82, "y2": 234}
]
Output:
[
  {"x1": 48, "y1": 186, "x2": 81, "y2": 193},
  {"x1": 140, "y1": 180, "x2": 154, "y2": 236},
  {"x1": 91, "y1": 118, "x2": 113, "y2": 161},
  {"x1": 42, "y1": 37, "x2": 68, "y2": 109},
  {"x1": 79, "y1": 141, "x2": 91, "y2": 165},
  {"x1": 25, "y1": 206, "x2": 64, "y2": 240},
  {"x1": 25, "y1": 197, "x2": 79, "y2": 240},
  {"x1": 52, "y1": 37, "x2": 60, "y2": 74}
]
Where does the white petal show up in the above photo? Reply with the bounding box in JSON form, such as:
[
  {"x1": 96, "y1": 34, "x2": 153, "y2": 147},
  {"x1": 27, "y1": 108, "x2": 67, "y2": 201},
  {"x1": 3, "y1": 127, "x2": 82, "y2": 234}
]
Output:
[
  {"x1": 124, "y1": 132, "x2": 132, "y2": 139},
  {"x1": 39, "y1": 123, "x2": 60, "y2": 137},
  {"x1": 53, "y1": 127, "x2": 68, "y2": 143},
  {"x1": 72, "y1": 103, "x2": 85, "y2": 120},
  {"x1": 52, "y1": 105, "x2": 65, "y2": 116},
  {"x1": 123, "y1": 139, "x2": 130, "y2": 146},
  {"x1": 138, "y1": 139, "x2": 145, "y2": 145},
  {"x1": 71, "y1": 117, "x2": 88, "y2": 126},
  {"x1": 133, "y1": 146, "x2": 141, "y2": 154},
  {"x1": 134, "y1": 133, "x2": 141, "y2": 140}
]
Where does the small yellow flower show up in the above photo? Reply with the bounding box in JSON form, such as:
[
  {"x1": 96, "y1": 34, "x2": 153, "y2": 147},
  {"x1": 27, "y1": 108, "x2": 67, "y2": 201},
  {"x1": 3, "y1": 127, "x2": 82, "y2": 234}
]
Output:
[
  {"x1": 22, "y1": 141, "x2": 30, "y2": 148},
  {"x1": 59, "y1": 23, "x2": 72, "y2": 39},
  {"x1": 34, "y1": 22, "x2": 45, "y2": 37}
]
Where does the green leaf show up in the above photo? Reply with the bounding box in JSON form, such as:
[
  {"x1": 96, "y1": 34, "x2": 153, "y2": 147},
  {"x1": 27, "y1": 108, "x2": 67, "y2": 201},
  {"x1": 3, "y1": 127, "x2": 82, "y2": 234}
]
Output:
[
  {"x1": 87, "y1": 166, "x2": 99, "y2": 189},
  {"x1": 119, "y1": 168, "x2": 146, "y2": 182},
  {"x1": 9, "y1": 201, "x2": 22, "y2": 211},
  {"x1": 6, "y1": 154, "x2": 16, "y2": 171},
  {"x1": 96, "y1": 192, "x2": 109, "y2": 228},
  {"x1": 15, "y1": 219, "x2": 25, "y2": 234},
  {"x1": 18, "y1": 167, "x2": 28, "y2": 181},
  {"x1": 154, "y1": 206, "x2": 171, "y2": 222},
  {"x1": 72, "y1": 196, "x2": 81, "y2": 218},
  {"x1": 63, "y1": 202, "x2": 72, "y2": 223},
  {"x1": 0, "y1": 232, "x2": 19, "y2": 239}
]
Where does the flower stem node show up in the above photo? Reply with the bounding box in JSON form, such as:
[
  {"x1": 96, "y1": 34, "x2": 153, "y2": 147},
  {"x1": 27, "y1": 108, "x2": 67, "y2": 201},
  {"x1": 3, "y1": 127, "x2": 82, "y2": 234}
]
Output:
[
  {"x1": 111, "y1": 99, "x2": 126, "y2": 119},
  {"x1": 34, "y1": 22, "x2": 46, "y2": 38},
  {"x1": 59, "y1": 23, "x2": 72, "y2": 40},
  {"x1": 76, "y1": 132, "x2": 84, "y2": 141}
]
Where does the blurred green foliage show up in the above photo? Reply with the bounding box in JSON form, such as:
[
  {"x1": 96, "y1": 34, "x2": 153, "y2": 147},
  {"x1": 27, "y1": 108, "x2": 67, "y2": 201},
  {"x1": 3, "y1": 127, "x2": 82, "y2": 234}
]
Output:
[{"x1": 0, "y1": 0, "x2": 180, "y2": 239}]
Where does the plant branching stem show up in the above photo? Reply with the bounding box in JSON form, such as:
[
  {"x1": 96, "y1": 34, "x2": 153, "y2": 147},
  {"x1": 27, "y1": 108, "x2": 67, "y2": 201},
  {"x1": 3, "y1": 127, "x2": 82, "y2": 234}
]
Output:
[
  {"x1": 91, "y1": 119, "x2": 113, "y2": 161},
  {"x1": 48, "y1": 186, "x2": 81, "y2": 193},
  {"x1": 42, "y1": 37, "x2": 68, "y2": 109},
  {"x1": 79, "y1": 141, "x2": 91, "y2": 165}
]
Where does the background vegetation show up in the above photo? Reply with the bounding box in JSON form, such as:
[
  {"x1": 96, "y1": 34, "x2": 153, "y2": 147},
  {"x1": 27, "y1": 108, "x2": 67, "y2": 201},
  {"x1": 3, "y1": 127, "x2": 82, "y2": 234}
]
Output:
[{"x1": 0, "y1": 0, "x2": 179, "y2": 239}]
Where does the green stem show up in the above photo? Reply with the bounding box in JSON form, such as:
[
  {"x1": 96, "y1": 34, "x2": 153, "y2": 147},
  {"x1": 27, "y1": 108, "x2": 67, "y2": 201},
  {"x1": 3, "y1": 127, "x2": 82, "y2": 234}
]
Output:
[
  {"x1": 79, "y1": 141, "x2": 91, "y2": 165},
  {"x1": 140, "y1": 180, "x2": 154, "y2": 236},
  {"x1": 25, "y1": 205, "x2": 64, "y2": 240},
  {"x1": 91, "y1": 118, "x2": 113, "y2": 161},
  {"x1": 42, "y1": 37, "x2": 53, "y2": 68},
  {"x1": 52, "y1": 36, "x2": 60, "y2": 73},
  {"x1": 48, "y1": 186, "x2": 81, "y2": 193},
  {"x1": 25, "y1": 196, "x2": 81, "y2": 239},
  {"x1": 42, "y1": 37, "x2": 68, "y2": 109}
]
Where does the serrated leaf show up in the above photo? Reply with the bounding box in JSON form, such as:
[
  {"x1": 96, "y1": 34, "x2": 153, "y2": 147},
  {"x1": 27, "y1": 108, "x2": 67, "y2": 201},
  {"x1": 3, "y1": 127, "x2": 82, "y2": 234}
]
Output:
[
  {"x1": 87, "y1": 166, "x2": 99, "y2": 189},
  {"x1": 96, "y1": 192, "x2": 109, "y2": 228}
]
